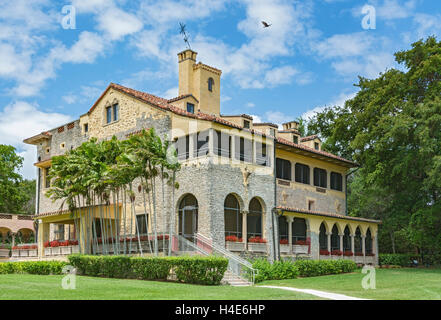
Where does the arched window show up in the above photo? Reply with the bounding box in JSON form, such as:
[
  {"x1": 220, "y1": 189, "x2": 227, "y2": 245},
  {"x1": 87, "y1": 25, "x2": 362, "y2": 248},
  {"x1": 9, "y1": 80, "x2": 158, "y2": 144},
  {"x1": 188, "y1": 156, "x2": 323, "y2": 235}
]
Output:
[
  {"x1": 366, "y1": 228, "x2": 373, "y2": 254},
  {"x1": 319, "y1": 223, "x2": 327, "y2": 250},
  {"x1": 248, "y1": 198, "x2": 263, "y2": 238},
  {"x1": 178, "y1": 194, "x2": 198, "y2": 241},
  {"x1": 354, "y1": 227, "x2": 362, "y2": 253},
  {"x1": 343, "y1": 226, "x2": 351, "y2": 251},
  {"x1": 208, "y1": 78, "x2": 214, "y2": 92},
  {"x1": 292, "y1": 218, "x2": 307, "y2": 244},
  {"x1": 331, "y1": 224, "x2": 339, "y2": 251},
  {"x1": 224, "y1": 194, "x2": 242, "y2": 239}
]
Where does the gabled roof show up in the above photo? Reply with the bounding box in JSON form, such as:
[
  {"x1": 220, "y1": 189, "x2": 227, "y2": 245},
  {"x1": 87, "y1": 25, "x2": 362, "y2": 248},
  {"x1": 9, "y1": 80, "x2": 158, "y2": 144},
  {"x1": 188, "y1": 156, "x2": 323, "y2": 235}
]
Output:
[
  {"x1": 300, "y1": 135, "x2": 319, "y2": 142},
  {"x1": 276, "y1": 136, "x2": 358, "y2": 167},
  {"x1": 167, "y1": 94, "x2": 199, "y2": 103}
]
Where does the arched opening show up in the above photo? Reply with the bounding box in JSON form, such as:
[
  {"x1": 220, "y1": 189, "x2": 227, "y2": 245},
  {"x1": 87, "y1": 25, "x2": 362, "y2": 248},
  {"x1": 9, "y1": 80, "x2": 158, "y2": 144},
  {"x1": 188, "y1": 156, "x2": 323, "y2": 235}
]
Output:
[
  {"x1": 354, "y1": 227, "x2": 362, "y2": 254},
  {"x1": 343, "y1": 226, "x2": 351, "y2": 252},
  {"x1": 17, "y1": 228, "x2": 35, "y2": 243},
  {"x1": 366, "y1": 228, "x2": 373, "y2": 254},
  {"x1": 331, "y1": 224, "x2": 340, "y2": 251},
  {"x1": 208, "y1": 77, "x2": 214, "y2": 92},
  {"x1": 0, "y1": 227, "x2": 12, "y2": 244},
  {"x1": 319, "y1": 223, "x2": 327, "y2": 250},
  {"x1": 248, "y1": 198, "x2": 263, "y2": 239},
  {"x1": 278, "y1": 216, "x2": 288, "y2": 244},
  {"x1": 178, "y1": 194, "x2": 198, "y2": 241},
  {"x1": 224, "y1": 194, "x2": 242, "y2": 240},
  {"x1": 292, "y1": 218, "x2": 307, "y2": 244}
]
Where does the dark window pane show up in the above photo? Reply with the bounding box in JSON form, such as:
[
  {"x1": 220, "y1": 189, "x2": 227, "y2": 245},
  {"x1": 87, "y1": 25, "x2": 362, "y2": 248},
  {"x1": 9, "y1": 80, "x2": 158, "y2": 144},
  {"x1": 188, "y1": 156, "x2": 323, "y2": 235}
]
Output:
[
  {"x1": 106, "y1": 107, "x2": 112, "y2": 124},
  {"x1": 295, "y1": 163, "x2": 310, "y2": 184},
  {"x1": 196, "y1": 130, "x2": 209, "y2": 157},
  {"x1": 314, "y1": 168, "x2": 327, "y2": 188},
  {"x1": 187, "y1": 103, "x2": 195, "y2": 113},
  {"x1": 113, "y1": 104, "x2": 119, "y2": 121}
]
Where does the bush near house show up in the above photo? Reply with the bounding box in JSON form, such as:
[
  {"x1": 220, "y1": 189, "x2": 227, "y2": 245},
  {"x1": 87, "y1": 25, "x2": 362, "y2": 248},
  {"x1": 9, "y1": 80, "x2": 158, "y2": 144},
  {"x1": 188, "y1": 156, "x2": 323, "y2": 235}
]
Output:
[
  {"x1": 68, "y1": 254, "x2": 228, "y2": 285},
  {"x1": 252, "y1": 259, "x2": 357, "y2": 282},
  {"x1": 379, "y1": 253, "x2": 441, "y2": 267},
  {"x1": 0, "y1": 261, "x2": 67, "y2": 275}
]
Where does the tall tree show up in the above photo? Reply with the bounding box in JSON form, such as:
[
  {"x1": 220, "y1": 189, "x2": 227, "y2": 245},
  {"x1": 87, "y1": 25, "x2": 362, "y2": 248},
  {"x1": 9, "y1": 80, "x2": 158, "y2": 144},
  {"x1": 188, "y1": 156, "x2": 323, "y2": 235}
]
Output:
[
  {"x1": 307, "y1": 37, "x2": 441, "y2": 256},
  {"x1": 0, "y1": 145, "x2": 35, "y2": 214}
]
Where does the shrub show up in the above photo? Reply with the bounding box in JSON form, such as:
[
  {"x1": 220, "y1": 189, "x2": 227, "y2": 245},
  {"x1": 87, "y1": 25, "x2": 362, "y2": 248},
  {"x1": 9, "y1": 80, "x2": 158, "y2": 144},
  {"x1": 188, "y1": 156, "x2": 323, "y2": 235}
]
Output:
[
  {"x1": 379, "y1": 254, "x2": 414, "y2": 267},
  {"x1": 49, "y1": 240, "x2": 59, "y2": 248},
  {"x1": 252, "y1": 258, "x2": 356, "y2": 282},
  {"x1": 68, "y1": 254, "x2": 228, "y2": 285},
  {"x1": 0, "y1": 261, "x2": 67, "y2": 275}
]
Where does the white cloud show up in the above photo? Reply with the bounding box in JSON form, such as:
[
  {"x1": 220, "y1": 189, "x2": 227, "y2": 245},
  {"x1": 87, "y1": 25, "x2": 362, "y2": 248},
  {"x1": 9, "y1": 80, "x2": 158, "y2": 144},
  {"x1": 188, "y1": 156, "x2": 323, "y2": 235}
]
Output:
[
  {"x1": 0, "y1": 101, "x2": 72, "y2": 179},
  {"x1": 250, "y1": 114, "x2": 262, "y2": 123},
  {"x1": 314, "y1": 33, "x2": 374, "y2": 59},
  {"x1": 97, "y1": 7, "x2": 143, "y2": 40},
  {"x1": 163, "y1": 87, "x2": 179, "y2": 99},
  {"x1": 301, "y1": 91, "x2": 358, "y2": 120},
  {"x1": 246, "y1": 102, "x2": 255, "y2": 108}
]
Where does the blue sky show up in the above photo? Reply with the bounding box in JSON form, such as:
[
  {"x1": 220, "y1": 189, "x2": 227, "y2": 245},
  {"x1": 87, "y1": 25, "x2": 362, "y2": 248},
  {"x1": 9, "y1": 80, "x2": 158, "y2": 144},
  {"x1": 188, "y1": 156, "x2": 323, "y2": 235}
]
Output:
[{"x1": 0, "y1": 0, "x2": 440, "y2": 179}]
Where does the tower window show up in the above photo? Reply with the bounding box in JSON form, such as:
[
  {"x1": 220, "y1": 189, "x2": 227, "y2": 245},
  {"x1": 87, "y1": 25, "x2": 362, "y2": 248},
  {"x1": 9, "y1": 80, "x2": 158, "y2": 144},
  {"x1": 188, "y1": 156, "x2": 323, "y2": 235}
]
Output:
[
  {"x1": 314, "y1": 142, "x2": 319, "y2": 150},
  {"x1": 187, "y1": 103, "x2": 195, "y2": 114},
  {"x1": 208, "y1": 78, "x2": 214, "y2": 92}
]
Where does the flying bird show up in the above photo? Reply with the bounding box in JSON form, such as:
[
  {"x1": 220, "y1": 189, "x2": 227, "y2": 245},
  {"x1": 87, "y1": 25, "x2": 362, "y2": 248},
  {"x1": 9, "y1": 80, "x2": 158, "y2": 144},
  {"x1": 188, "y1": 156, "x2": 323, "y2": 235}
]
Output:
[{"x1": 261, "y1": 21, "x2": 272, "y2": 28}]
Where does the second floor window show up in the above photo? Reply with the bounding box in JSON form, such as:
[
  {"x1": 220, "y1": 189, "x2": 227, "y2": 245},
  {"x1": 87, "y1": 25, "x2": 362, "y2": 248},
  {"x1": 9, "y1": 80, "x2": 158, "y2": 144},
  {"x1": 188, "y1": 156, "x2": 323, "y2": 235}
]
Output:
[
  {"x1": 208, "y1": 78, "x2": 214, "y2": 92},
  {"x1": 330, "y1": 172, "x2": 343, "y2": 191},
  {"x1": 256, "y1": 142, "x2": 268, "y2": 166},
  {"x1": 106, "y1": 106, "x2": 112, "y2": 124},
  {"x1": 314, "y1": 168, "x2": 327, "y2": 188},
  {"x1": 213, "y1": 130, "x2": 231, "y2": 158},
  {"x1": 44, "y1": 167, "x2": 51, "y2": 188},
  {"x1": 276, "y1": 158, "x2": 291, "y2": 180},
  {"x1": 113, "y1": 104, "x2": 119, "y2": 121},
  {"x1": 196, "y1": 130, "x2": 209, "y2": 157},
  {"x1": 235, "y1": 136, "x2": 252, "y2": 162},
  {"x1": 295, "y1": 163, "x2": 310, "y2": 184}
]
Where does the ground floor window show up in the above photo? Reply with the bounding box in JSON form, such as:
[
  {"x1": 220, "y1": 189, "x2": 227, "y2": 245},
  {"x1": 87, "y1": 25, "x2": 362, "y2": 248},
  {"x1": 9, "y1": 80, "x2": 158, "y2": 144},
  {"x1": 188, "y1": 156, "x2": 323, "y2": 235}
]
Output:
[
  {"x1": 331, "y1": 224, "x2": 339, "y2": 251},
  {"x1": 247, "y1": 198, "x2": 262, "y2": 239},
  {"x1": 224, "y1": 194, "x2": 242, "y2": 239},
  {"x1": 136, "y1": 214, "x2": 148, "y2": 235},
  {"x1": 319, "y1": 223, "x2": 327, "y2": 250},
  {"x1": 292, "y1": 218, "x2": 307, "y2": 244}
]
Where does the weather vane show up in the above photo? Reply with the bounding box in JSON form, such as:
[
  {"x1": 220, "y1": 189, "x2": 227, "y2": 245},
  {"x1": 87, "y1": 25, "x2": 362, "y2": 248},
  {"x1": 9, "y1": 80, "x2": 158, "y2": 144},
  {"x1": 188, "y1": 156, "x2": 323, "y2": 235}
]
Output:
[{"x1": 179, "y1": 22, "x2": 191, "y2": 49}]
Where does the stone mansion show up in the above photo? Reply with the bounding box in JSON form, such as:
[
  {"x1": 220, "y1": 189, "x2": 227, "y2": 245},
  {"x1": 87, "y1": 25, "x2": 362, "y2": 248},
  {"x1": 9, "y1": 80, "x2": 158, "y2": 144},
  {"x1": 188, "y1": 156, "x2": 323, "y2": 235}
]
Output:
[{"x1": 24, "y1": 49, "x2": 380, "y2": 264}]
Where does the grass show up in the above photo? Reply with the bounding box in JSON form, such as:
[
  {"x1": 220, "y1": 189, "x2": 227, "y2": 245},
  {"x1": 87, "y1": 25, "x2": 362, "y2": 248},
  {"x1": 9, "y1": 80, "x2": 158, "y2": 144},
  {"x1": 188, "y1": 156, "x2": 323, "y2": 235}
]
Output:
[
  {"x1": 259, "y1": 268, "x2": 441, "y2": 300},
  {"x1": 0, "y1": 274, "x2": 321, "y2": 300}
]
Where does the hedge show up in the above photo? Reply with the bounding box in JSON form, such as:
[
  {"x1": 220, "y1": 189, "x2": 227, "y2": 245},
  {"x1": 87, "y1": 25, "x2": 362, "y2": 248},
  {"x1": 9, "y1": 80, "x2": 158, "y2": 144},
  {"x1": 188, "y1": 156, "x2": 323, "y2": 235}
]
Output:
[
  {"x1": 379, "y1": 253, "x2": 441, "y2": 267},
  {"x1": 252, "y1": 259, "x2": 357, "y2": 282},
  {"x1": 0, "y1": 261, "x2": 68, "y2": 275},
  {"x1": 68, "y1": 254, "x2": 228, "y2": 285}
]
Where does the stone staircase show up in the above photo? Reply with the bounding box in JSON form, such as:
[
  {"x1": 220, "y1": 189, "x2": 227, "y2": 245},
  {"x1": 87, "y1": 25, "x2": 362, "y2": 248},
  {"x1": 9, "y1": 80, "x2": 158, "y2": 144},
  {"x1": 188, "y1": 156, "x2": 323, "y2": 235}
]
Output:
[{"x1": 222, "y1": 270, "x2": 253, "y2": 287}]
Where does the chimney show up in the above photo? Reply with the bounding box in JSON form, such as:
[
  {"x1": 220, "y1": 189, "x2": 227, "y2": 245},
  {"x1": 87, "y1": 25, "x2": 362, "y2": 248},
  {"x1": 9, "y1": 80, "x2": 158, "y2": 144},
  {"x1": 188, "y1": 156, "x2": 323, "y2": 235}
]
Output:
[
  {"x1": 282, "y1": 121, "x2": 299, "y2": 131},
  {"x1": 178, "y1": 49, "x2": 197, "y2": 96}
]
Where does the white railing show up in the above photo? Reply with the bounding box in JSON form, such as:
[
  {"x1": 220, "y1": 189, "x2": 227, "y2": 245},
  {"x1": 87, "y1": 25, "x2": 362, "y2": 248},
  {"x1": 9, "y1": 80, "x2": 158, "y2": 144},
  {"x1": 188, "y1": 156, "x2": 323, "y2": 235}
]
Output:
[{"x1": 171, "y1": 232, "x2": 256, "y2": 285}]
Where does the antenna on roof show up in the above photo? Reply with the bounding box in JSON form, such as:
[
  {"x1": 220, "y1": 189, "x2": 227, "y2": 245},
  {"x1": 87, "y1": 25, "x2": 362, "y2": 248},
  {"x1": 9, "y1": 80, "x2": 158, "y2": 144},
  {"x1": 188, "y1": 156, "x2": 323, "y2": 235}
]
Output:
[{"x1": 179, "y1": 22, "x2": 191, "y2": 50}]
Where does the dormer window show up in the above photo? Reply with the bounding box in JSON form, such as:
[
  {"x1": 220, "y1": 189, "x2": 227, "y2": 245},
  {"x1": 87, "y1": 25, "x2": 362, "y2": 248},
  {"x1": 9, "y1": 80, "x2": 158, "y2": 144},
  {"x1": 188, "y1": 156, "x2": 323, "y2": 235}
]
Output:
[
  {"x1": 314, "y1": 142, "x2": 320, "y2": 150},
  {"x1": 243, "y1": 120, "x2": 250, "y2": 129},
  {"x1": 187, "y1": 103, "x2": 195, "y2": 114},
  {"x1": 270, "y1": 128, "x2": 276, "y2": 137},
  {"x1": 208, "y1": 78, "x2": 214, "y2": 92},
  {"x1": 293, "y1": 135, "x2": 299, "y2": 144}
]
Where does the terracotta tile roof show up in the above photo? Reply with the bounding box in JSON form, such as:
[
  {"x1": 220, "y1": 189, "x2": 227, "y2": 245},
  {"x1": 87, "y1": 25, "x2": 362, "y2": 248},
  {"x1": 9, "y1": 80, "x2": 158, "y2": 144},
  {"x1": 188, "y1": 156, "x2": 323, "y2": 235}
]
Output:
[
  {"x1": 253, "y1": 122, "x2": 279, "y2": 128},
  {"x1": 300, "y1": 135, "x2": 319, "y2": 142},
  {"x1": 33, "y1": 203, "x2": 122, "y2": 219},
  {"x1": 220, "y1": 114, "x2": 254, "y2": 120},
  {"x1": 276, "y1": 136, "x2": 358, "y2": 167},
  {"x1": 85, "y1": 83, "x2": 356, "y2": 166},
  {"x1": 167, "y1": 94, "x2": 199, "y2": 103},
  {"x1": 276, "y1": 206, "x2": 381, "y2": 224}
]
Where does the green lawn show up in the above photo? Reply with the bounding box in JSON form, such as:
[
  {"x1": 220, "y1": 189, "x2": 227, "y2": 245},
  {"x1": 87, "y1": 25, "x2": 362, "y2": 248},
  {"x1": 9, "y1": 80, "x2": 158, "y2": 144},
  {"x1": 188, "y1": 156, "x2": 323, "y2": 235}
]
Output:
[
  {"x1": 259, "y1": 268, "x2": 441, "y2": 300},
  {"x1": 0, "y1": 274, "x2": 320, "y2": 300}
]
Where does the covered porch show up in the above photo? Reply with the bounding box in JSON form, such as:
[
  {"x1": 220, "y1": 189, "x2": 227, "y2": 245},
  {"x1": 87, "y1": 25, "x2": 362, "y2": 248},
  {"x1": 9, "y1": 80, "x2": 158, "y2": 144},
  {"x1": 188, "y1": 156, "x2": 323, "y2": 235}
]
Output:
[{"x1": 276, "y1": 207, "x2": 381, "y2": 265}]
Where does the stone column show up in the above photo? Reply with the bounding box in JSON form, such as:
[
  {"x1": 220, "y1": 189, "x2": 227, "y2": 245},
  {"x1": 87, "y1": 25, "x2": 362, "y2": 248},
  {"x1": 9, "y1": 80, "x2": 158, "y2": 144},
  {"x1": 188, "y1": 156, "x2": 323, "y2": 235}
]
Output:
[
  {"x1": 242, "y1": 211, "x2": 247, "y2": 247},
  {"x1": 11, "y1": 233, "x2": 16, "y2": 248},
  {"x1": 373, "y1": 235, "x2": 379, "y2": 266},
  {"x1": 286, "y1": 216, "x2": 293, "y2": 254},
  {"x1": 350, "y1": 234, "x2": 355, "y2": 253},
  {"x1": 38, "y1": 221, "x2": 49, "y2": 258},
  {"x1": 361, "y1": 235, "x2": 366, "y2": 255},
  {"x1": 252, "y1": 139, "x2": 256, "y2": 164},
  {"x1": 230, "y1": 134, "x2": 236, "y2": 162},
  {"x1": 339, "y1": 233, "x2": 344, "y2": 252},
  {"x1": 208, "y1": 128, "x2": 214, "y2": 156},
  {"x1": 327, "y1": 232, "x2": 331, "y2": 252},
  {"x1": 188, "y1": 134, "x2": 195, "y2": 159}
]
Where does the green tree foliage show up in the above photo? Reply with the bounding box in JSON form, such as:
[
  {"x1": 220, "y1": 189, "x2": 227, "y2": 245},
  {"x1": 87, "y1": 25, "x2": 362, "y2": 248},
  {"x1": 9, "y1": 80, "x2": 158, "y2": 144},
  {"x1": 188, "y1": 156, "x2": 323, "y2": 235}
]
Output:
[
  {"x1": 0, "y1": 145, "x2": 35, "y2": 214},
  {"x1": 307, "y1": 37, "x2": 441, "y2": 256}
]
